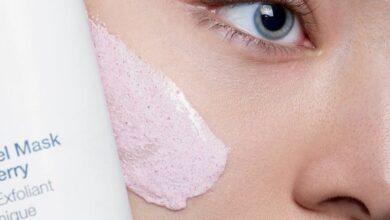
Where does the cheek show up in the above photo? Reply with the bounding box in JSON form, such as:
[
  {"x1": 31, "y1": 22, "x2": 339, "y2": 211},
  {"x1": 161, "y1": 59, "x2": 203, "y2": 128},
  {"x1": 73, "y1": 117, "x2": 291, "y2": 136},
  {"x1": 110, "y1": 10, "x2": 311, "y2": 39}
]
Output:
[{"x1": 90, "y1": 20, "x2": 229, "y2": 210}]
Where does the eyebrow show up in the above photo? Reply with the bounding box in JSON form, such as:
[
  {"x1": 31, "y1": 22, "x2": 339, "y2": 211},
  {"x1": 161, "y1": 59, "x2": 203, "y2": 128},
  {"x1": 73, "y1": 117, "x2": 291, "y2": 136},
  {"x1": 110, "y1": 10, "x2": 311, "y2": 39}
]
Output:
[
  {"x1": 181, "y1": 0, "x2": 255, "y2": 6},
  {"x1": 181, "y1": 0, "x2": 307, "y2": 7}
]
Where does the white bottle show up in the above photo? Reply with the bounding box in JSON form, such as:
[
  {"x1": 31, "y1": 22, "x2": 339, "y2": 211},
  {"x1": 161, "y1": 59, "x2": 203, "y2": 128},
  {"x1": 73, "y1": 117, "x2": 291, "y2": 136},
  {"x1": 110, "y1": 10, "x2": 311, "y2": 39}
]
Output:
[{"x1": 0, "y1": 0, "x2": 133, "y2": 220}]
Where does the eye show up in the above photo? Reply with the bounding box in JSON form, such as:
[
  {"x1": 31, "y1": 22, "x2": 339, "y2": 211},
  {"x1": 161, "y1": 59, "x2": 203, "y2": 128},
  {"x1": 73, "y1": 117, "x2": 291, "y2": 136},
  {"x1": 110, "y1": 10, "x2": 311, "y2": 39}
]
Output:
[{"x1": 215, "y1": 3, "x2": 306, "y2": 46}]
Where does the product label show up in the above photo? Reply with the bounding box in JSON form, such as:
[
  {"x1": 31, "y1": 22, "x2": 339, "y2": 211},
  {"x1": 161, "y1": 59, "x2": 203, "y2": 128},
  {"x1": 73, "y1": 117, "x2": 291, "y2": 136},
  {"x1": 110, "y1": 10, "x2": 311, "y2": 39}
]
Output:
[
  {"x1": 0, "y1": 180, "x2": 54, "y2": 220},
  {"x1": 0, "y1": 133, "x2": 60, "y2": 182},
  {"x1": 0, "y1": 133, "x2": 60, "y2": 220}
]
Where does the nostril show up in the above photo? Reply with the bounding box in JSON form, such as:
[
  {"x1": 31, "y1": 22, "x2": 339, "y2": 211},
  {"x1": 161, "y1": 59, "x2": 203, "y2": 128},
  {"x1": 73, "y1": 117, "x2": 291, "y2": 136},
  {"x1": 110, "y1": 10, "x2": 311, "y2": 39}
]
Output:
[{"x1": 322, "y1": 196, "x2": 371, "y2": 217}]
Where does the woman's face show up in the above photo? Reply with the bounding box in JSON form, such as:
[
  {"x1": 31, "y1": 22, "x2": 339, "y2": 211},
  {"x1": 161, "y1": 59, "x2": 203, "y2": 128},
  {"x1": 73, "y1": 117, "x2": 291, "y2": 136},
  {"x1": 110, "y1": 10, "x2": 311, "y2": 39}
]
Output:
[{"x1": 86, "y1": 0, "x2": 390, "y2": 219}]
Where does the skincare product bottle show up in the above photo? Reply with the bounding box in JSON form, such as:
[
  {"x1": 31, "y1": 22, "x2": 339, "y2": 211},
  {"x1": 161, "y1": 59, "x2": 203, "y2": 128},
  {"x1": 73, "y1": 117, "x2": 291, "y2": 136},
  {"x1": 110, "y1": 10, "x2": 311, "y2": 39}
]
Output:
[{"x1": 0, "y1": 0, "x2": 132, "y2": 219}]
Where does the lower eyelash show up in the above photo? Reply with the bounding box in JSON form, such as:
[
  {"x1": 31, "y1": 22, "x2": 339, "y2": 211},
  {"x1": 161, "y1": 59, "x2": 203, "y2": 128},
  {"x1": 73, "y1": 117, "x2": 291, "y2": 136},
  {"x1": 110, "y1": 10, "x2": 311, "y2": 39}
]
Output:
[{"x1": 190, "y1": 7, "x2": 306, "y2": 61}]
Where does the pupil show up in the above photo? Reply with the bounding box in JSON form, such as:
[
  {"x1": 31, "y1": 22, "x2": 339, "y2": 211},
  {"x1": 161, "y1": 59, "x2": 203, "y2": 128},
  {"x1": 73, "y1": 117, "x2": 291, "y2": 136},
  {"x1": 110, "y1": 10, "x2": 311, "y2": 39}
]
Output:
[{"x1": 260, "y1": 4, "x2": 287, "y2": 31}]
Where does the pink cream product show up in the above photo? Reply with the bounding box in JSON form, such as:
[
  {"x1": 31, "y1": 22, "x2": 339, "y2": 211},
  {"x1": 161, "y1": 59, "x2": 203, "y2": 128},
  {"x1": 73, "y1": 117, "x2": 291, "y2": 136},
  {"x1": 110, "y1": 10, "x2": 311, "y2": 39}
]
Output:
[{"x1": 90, "y1": 20, "x2": 229, "y2": 210}]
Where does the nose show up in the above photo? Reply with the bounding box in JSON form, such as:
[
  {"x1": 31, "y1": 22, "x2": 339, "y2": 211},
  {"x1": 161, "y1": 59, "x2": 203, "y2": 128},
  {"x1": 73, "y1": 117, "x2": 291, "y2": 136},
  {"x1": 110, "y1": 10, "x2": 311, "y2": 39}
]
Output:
[
  {"x1": 293, "y1": 148, "x2": 390, "y2": 220},
  {"x1": 292, "y1": 21, "x2": 390, "y2": 220}
]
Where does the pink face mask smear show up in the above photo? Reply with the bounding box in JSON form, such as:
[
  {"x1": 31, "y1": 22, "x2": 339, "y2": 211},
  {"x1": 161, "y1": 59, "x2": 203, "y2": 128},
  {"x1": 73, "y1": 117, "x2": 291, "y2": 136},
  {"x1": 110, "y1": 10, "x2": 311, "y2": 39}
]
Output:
[{"x1": 90, "y1": 21, "x2": 229, "y2": 210}]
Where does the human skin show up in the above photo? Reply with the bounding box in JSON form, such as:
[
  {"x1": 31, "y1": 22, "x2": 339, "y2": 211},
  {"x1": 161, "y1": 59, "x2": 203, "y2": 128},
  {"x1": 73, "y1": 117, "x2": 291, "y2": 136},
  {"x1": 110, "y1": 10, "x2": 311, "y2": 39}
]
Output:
[{"x1": 85, "y1": 0, "x2": 390, "y2": 219}]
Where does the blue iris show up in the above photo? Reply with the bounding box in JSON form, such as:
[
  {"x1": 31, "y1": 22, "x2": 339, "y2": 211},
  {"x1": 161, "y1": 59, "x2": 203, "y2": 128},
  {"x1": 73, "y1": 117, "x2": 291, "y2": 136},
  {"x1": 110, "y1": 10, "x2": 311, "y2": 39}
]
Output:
[{"x1": 254, "y1": 4, "x2": 294, "y2": 40}]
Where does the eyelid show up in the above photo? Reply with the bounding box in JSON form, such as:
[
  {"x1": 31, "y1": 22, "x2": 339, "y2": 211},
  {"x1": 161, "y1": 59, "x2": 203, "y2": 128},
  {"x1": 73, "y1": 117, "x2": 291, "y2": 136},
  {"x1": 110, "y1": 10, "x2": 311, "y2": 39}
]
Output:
[{"x1": 188, "y1": 0, "x2": 312, "y2": 12}]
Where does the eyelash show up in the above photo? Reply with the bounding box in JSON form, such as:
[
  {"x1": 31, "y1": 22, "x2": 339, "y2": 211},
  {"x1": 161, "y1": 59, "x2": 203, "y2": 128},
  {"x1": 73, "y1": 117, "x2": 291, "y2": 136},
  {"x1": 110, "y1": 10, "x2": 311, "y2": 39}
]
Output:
[{"x1": 187, "y1": 0, "x2": 317, "y2": 61}]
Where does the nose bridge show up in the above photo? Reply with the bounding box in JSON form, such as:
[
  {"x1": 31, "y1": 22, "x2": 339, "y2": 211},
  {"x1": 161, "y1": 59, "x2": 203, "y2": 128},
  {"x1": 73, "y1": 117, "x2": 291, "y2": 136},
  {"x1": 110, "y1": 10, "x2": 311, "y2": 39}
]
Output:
[
  {"x1": 338, "y1": 37, "x2": 390, "y2": 151},
  {"x1": 346, "y1": 0, "x2": 390, "y2": 148},
  {"x1": 380, "y1": 64, "x2": 390, "y2": 202},
  {"x1": 350, "y1": 15, "x2": 390, "y2": 189}
]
